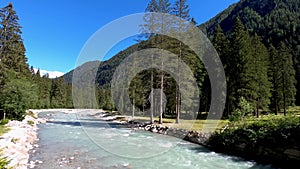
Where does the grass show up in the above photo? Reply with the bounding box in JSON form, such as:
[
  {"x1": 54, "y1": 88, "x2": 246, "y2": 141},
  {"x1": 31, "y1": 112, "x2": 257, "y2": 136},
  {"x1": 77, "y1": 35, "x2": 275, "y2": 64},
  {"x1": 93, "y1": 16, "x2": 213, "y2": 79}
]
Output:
[
  {"x1": 131, "y1": 116, "x2": 228, "y2": 131},
  {"x1": 0, "y1": 125, "x2": 9, "y2": 136},
  {"x1": 287, "y1": 106, "x2": 300, "y2": 115}
]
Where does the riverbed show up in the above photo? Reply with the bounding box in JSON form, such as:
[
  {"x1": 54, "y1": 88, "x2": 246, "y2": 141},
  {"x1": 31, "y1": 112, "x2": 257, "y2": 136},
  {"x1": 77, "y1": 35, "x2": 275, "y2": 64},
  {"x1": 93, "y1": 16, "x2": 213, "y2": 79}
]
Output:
[{"x1": 29, "y1": 110, "x2": 277, "y2": 169}]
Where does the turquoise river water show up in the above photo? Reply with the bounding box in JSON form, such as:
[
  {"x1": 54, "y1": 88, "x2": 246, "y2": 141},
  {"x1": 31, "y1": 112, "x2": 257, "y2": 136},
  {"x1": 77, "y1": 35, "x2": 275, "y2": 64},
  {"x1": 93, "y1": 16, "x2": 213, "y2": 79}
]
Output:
[{"x1": 29, "y1": 110, "x2": 278, "y2": 169}]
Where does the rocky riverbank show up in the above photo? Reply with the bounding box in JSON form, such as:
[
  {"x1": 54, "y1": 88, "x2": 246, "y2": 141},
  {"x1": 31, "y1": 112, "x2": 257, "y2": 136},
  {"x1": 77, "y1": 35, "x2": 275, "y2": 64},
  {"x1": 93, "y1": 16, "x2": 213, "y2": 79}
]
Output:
[
  {"x1": 128, "y1": 122, "x2": 211, "y2": 146},
  {"x1": 93, "y1": 112, "x2": 212, "y2": 147},
  {"x1": 0, "y1": 111, "x2": 46, "y2": 169}
]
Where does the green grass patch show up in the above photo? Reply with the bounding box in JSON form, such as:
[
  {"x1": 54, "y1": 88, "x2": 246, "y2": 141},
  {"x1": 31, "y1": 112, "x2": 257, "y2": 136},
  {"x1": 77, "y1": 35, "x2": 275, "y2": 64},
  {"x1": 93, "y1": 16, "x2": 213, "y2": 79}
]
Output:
[
  {"x1": 132, "y1": 116, "x2": 228, "y2": 131},
  {"x1": 0, "y1": 125, "x2": 9, "y2": 136},
  {"x1": 25, "y1": 111, "x2": 38, "y2": 119},
  {"x1": 0, "y1": 149, "x2": 10, "y2": 169},
  {"x1": 287, "y1": 106, "x2": 300, "y2": 115},
  {"x1": 27, "y1": 120, "x2": 34, "y2": 126}
]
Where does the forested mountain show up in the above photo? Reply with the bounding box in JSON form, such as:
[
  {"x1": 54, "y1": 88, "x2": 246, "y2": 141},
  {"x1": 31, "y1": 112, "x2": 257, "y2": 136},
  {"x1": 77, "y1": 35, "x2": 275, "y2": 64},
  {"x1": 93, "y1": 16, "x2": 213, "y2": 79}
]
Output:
[
  {"x1": 0, "y1": 3, "x2": 73, "y2": 120},
  {"x1": 63, "y1": 0, "x2": 300, "y2": 120},
  {"x1": 2, "y1": 0, "x2": 296, "y2": 121},
  {"x1": 199, "y1": 0, "x2": 300, "y2": 105}
]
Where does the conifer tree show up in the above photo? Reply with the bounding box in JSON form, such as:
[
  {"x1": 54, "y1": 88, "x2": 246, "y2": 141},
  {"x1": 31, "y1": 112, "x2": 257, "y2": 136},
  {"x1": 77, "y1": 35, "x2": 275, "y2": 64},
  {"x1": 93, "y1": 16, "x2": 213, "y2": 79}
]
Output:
[
  {"x1": 0, "y1": 3, "x2": 28, "y2": 75},
  {"x1": 228, "y1": 18, "x2": 252, "y2": 110},
  {"x1": 278, "y1": 42, "x2": 297, "y2": 115},
  {"x1": 212, "y1": 25, "x2": 230, "y2": 116},
  {"x1": 172, "y1": 0, "x2": 190, "y2": 124},
  {"x1": 269, "y1": 43, "x2": 296, "y2": 115},
  {"x1": 50, "y1": 77, "x2": 66, "y2": 108},
  {"x1": 269, "y1": 45, "x2": 281, "y2": 115},
  {"x1": 157, "y1": 0, "x2": 171, "y2": 124},
  {"x1": 143, "y1": 0, "x2": 159, "y2": 123},
  {"x1": 246, "y1": 34, "x2": 271, "y2": 117}
]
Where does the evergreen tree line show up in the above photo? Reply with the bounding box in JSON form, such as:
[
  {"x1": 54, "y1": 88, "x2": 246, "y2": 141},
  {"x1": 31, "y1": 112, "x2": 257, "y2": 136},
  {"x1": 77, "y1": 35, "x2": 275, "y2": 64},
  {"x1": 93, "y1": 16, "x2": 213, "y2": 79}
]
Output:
[
  {"x1": 212, "y1": 18, "x2": 296, "y2": 118},
  {"x1": 1, "y1": 1, "x2": 297, "y2": 122},
  {"x1": 107, "y1": 0, "x2": 297, "y2": 123},
  {"x1": 0, "y1": 3, "x2": 73, "y2": 120}
]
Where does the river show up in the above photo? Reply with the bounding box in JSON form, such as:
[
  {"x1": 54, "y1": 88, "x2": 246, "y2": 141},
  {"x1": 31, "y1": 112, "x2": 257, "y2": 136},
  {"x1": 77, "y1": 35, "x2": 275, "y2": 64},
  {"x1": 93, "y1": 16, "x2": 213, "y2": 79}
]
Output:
[{"x1": 29, "y1": 110, "x2": 277, "y2": 169}]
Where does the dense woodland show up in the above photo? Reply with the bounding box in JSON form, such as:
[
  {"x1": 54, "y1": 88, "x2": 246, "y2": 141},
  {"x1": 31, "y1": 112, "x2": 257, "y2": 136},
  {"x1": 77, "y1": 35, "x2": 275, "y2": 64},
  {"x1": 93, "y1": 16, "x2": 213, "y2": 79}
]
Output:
[
  {"x1": 67, "y1": 0, "x2": 299, "y2": 123},
  {"x1": 1, "y1": 0, "x2": 300, "y2": 122},
  {"x1": 0, "y1": 3, "x2": 72, "y2": 120}
]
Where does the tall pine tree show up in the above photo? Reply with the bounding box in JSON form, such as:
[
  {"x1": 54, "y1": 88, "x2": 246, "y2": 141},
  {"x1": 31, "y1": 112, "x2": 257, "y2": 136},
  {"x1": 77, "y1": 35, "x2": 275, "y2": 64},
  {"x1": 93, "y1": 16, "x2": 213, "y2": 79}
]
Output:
[
  {"x1": 172, "y1": 0, "x2": 190, "y2": 124},
  {"x1": 228, "y1": 18, "x2": 252, "y2": 111},
  {"x1": 212, "y1": 25, "x2": 230, "y2": 116},
  {"x1": 246, "y1": 34, "x2": 271, "y2": 117},
  {"x1": 0, "y1": 3, "x2": 28, "y2": 75}
]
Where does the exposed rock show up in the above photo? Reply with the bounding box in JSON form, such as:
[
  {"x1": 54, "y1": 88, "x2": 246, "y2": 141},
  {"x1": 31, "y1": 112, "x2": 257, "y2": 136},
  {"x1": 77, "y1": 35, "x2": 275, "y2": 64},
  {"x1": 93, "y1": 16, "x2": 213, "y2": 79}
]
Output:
[
  {"x1": 0, "y1": 110, "x2": 46, "y2": 169},
  {"x1": 284, "y1": 149, "x2": 300, "y2": 160}
]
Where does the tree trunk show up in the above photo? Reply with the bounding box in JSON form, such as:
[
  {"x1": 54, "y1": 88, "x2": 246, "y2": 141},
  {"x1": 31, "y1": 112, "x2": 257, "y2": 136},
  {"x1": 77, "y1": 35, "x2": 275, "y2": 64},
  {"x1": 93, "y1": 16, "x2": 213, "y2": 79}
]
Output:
[
  {"x1": 275, "y1": 96, "x2": 278, "y2": 115},
  {"x1": 282, "y1": 68, "x2": 287, "y2": 116},
  {"x1": 150, "y1": 55, "x2": 154, "y2": 124},
  {"x1": 159, "y1": 74, "x2": 164, "y2": 124},
  {"x1": 132, "y1": 97, "x2": 135, "y2": 119},
  {"x1": 256, "y1": 100, "x2": 259, "y2": 118}
]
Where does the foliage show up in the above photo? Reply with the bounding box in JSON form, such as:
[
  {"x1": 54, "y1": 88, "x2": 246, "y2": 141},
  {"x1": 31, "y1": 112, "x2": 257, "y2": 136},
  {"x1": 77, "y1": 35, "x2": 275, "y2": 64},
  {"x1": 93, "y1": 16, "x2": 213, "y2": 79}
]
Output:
[
  {"x1": 208, "y1": 115, "x2": 300, "y2": 156},
  {"x1": 26, "y1": 111, "x2": 37, "y2": 119},
  {"x1": 0, "y1": 119, "x2": 9, "y2": 125},
  {"x1": 27, "y1": 120, "x2": 34, "y2": 126},
  {"x1": 0, "y1": 125, "x2": 9, "y2": 135},
  {"x1": 0, "y1": 70, "x2": 38, "y2": 120},
  {"x1": 0, "y1": 150, "x2": 10, "y2": 169},
  {"x1": 50, "y1": 77, "x2": 67, "y2": 108},
  {"x1": 269, "y1": 43, "x2": 297, "y2": 115},
  {"x1": 229, "y1": 97, "x2": 253, "y2": 122},
  {"x1": 200, "y1": 0, "x2": 300, "y2": 105}
]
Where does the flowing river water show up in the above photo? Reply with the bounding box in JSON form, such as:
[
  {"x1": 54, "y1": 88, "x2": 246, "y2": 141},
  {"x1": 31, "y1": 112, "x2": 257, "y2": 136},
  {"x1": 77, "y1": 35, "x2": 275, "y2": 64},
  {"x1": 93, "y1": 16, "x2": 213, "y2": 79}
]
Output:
[{"x1": 29, "y1": 110, "x2": 277, "y2": 169}]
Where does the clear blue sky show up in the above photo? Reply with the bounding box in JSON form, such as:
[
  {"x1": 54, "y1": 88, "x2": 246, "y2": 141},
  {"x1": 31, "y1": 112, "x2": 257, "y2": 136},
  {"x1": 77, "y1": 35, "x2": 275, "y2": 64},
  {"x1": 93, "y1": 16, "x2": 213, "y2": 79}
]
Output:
[{"x1": 0, "y1": 0, "x2": 239, "y2": 74}]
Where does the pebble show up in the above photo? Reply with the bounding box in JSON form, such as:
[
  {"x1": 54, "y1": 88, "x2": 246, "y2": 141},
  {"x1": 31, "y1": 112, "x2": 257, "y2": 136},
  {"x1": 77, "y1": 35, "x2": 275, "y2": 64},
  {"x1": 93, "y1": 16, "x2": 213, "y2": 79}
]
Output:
[{"x1": 0, "y1": 110, "x2": 46, "y2": 169}]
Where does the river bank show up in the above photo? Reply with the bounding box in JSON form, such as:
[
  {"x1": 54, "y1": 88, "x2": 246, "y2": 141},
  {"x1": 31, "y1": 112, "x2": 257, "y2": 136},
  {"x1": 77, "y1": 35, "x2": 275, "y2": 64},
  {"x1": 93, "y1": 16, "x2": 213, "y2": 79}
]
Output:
[
  {"x1": 0, "y1": 109, "x2": 79, "y2": 169},
  {"x1": 0, "y1": 110, "x2": 46, "y2": 169},
  {"x1": 89, "y1": 111, "x2": 213, "y2": 146},
  {"x1": 30, "y1": 109, "x2": 272, "y2": 169},
  {"x1": 0, "y1": 109, "x2": 283, "y2": 168}
]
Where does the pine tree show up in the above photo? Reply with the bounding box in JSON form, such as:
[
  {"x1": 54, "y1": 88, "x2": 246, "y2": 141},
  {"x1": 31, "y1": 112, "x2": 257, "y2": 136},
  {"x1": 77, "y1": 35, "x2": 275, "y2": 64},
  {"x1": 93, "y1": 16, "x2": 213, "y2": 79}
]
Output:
[
  {"x1": 269, "y1": 43, "x2": 296, "y2": 115},
  {"x1": 172, "y1": 0, "x2": 190, "y2": 124},
  {"x1": 142, "y1": 0, "x2": 159, "y2": 123},
  {"x1": 50, "y1": 77, "x2": 66, "y2": 108},
  {"x1": 0, "y1": 3, "x2": 35, "y2": 120},
  {"x1": 269, "y1": 45, "x2": 281, "y2": 115},
  {"x1": 0, "y1": 3, "x2": 28, "y2": 76},
  {"x1": 212, "y1": 25, "x2": 230, "y2": 116},
  {"x1": 246, "y1": 34, "x2": 271, "y2": 117},
  {"x1": 278, "y1": 42, "x2": 297, "y2": 115},
  {"x1": 228, "y1": 18, "x2": 252, "y2": 111},
  {"x1": 157, "y1": 0, "x2": 171, "y2": 124}
]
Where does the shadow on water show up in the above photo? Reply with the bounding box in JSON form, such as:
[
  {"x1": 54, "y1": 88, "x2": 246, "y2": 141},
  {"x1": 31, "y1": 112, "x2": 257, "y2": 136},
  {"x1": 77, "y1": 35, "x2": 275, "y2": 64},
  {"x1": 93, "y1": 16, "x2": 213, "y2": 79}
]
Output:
[
  {"x1": 187, "y1": 146, "x2": 211, "y2": 153},
  {"x1": 47, "y1": 120, "x2": 124, "y2": 129}
]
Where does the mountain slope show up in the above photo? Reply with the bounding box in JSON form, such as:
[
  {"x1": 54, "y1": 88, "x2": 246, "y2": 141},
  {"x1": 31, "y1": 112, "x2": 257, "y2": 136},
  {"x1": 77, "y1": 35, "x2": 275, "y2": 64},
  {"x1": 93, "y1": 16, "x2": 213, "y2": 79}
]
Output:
[
  {"x1": 199, "y1": 0, "x2": 300, "y2": 104},
  {"x1": 64, "y1": 0, "x2": 300, "y2": 104},
  {"x1": 64, "y1": 44, "x2": 140, "y2": 86}
]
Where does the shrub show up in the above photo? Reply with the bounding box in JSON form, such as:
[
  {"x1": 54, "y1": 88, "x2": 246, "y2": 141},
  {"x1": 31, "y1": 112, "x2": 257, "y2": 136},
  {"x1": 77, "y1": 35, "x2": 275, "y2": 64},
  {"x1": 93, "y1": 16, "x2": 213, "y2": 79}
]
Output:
[
  {"x1": 208, "y1": 115, "x2": 300, "y2": 153},
  {"x1": 229, "y1": 97, "x2": 253, "y2": 122},
  {"x1": 26, "y1": 111, "x2": 37, "y2": 119},
  {"x1": 0, "y1": 149, "x2": 10, "y2": 169},
  {"x1": 27, "y1": 120, "x2": 34, "y2": 126},
  {"x1": 0, "y1": 119, "x2": 9, "y2": 125}
]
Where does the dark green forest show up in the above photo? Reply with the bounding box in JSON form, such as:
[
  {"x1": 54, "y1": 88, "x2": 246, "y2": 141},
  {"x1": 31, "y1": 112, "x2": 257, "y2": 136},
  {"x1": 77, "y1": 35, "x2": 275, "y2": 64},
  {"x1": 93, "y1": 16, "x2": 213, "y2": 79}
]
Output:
[
  {"x1": 1, "y1": 0, "x2": 300, "y2": 122},
  {"x1": 66, "y1": 0, "x2": 299, "y2": 122},
  {"x1": 0, "y1": 3, "x2": 72, "y2": 120}
]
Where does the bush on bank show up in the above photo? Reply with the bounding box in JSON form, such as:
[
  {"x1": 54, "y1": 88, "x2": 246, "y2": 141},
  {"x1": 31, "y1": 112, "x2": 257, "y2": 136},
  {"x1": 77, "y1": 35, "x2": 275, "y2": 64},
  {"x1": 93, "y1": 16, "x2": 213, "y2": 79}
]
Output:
[{"x1": 207, "y1": 115, "x2": 300, "y2": 168}]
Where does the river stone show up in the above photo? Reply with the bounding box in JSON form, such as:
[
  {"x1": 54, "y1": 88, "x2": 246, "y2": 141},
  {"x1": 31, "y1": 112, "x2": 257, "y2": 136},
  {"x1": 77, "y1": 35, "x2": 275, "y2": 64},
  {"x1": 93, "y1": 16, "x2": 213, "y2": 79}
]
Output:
[{"x1": 284, "y1": 149, "x2": 300, "y2": 160}]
